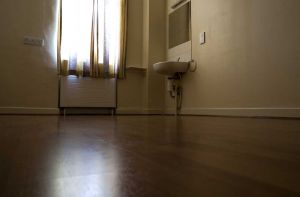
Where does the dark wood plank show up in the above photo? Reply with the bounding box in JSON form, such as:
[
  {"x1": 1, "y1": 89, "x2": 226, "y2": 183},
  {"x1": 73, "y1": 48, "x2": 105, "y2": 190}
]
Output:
[{"x1": 0, "y1": 115, "x2": 299, "y2": 197}]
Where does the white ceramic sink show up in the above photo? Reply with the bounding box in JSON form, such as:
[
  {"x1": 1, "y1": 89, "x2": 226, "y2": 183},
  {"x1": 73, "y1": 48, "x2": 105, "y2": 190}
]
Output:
[{"x1": 153, "y1": 61, "x2": 189, "y2": 76}]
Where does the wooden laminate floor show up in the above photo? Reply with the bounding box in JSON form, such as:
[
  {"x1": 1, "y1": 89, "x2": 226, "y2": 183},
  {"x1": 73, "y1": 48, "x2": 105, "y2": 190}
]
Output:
[{"x1": 0, "y1": 115, "x2": 299, "y2": 197}]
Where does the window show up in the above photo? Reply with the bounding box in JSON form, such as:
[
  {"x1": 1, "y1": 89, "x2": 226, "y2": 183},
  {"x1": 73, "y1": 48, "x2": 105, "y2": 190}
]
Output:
[{"x1": 58, "y1": 0, "x2": 127, "y2": 78}]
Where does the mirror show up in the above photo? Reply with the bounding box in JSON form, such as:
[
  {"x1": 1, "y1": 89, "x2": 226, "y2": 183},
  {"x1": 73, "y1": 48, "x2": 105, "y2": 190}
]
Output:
[{"x1": 169, "y1": 2, "x2": 191, "y2": 49}]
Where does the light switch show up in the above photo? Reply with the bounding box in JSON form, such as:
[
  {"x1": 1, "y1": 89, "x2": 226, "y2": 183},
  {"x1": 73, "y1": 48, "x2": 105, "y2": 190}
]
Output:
[
  {"x1": 24, "y1": 36, "x2": 44, "y2": 47},
  {"x1": 199, "y1": 32, "x2": 206, "y2": 45}
]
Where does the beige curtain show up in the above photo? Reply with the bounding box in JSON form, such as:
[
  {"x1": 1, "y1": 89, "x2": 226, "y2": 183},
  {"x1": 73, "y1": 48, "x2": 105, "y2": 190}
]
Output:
[{"x1": 57, "y1": 0, "x2": 127, "y2": 79}]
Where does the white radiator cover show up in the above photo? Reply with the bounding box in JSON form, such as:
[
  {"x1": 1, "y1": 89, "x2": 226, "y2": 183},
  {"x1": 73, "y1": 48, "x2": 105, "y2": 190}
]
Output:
[{"x1": 60, "y1": 76, "x2": 116, "y2": 108}]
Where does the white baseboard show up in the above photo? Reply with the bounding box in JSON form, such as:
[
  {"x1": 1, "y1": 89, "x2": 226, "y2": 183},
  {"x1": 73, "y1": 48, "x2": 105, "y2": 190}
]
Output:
[
  {"x1": 116, "y1": 108, "x2": 164, "y2": 115},
  {"x1": 0, "y1": 107, "x2": 60, "y2": 115},
  {"x1": 165, "y1": 108, "x2": 300, "y2": 118},
  {"x1": 1, "y1": 107, "x2": 299, "y2": 118}
]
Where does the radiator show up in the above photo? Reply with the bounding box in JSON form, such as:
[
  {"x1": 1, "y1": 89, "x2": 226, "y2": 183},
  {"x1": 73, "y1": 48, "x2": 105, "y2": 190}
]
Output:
[{"x1": 60, "y1": 76, "x2": 116, "y2": 108}]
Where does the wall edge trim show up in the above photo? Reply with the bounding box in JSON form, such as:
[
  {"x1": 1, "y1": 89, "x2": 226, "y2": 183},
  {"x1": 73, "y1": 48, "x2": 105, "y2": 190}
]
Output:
[
  {"x1": 1, "y1": 107, "x2": 298, "y2": 118},
  {"x1": 0, "y1": 107, "x2": 60, "y2": 115},
  {"x1": 116, "y1": 108, "x2": 164, "y2": 115},
  {"x1": 164, "y1": 108, "x2": 300, "y2": 118}
]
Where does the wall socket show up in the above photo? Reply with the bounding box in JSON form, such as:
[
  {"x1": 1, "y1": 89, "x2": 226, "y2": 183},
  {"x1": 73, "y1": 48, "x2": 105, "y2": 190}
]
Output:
[
  {"x1": 199, "y1": 32, "x2": 206, "y2": 45},
  {"x1": 24, "y1": 36, "x2": 44, "y2": 47}
]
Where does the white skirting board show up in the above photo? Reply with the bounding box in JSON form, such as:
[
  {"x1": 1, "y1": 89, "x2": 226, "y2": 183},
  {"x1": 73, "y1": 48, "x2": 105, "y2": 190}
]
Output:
[
  {"x1": 165, "y1": 108, "x2": 300, "y2": 118},
  {"x1": 0, "y1": 107, "x2": 299, "y2": 118},
  {"x1": 60, "y1": 76, "x2": 116, "y2": 108},
  {"x1": 0, "y1": 107, "x2": 59, "y2": 115},
  {"x1": 116, "y1": 108, "x2": 165, "y2": 115}
]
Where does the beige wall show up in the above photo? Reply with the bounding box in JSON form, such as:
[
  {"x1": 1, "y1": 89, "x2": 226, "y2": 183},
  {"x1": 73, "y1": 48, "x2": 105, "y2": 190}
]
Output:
[
  {"x1": 3, "y1": 0, "x2": 297, "y2": 116},
  {"x1": 0, "y1": 0, "x2": 156, "y2": 114},
  {"x1": 166, "y1": 0, "x2": 300, "y2": 116},
  {"x1": 118, "y1": 0, "x2": 166, "y2": 114},
  {"x1": 117, "y1": 0, "x2": 147, "y2": 112},
  {"x1": 0, "y1": 0, "x2": 59, "y2": 111},
  {"x1": 146, "y1": 0, "x2": 167, "y2": 110}
]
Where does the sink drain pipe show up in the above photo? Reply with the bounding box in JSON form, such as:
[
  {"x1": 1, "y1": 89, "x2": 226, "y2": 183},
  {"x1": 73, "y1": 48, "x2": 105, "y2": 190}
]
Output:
[
  {"x1": 167, "y1": 60, "x2": 197, "y2": 115},
  {"x1": 168, "y1": 73, "x2": 183, "y2": 116}
]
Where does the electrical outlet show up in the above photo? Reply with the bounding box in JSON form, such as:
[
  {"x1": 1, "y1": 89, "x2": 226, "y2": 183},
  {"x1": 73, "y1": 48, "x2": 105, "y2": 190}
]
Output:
[
  {"x1": 199, "y1": 32, "x2": 206, "y2": 45},
  {"x1": 24, "y1": 36, "x2": 44, "y2": 47}
]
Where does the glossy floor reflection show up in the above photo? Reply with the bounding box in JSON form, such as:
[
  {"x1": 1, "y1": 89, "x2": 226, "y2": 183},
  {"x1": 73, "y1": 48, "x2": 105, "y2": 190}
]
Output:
[{"x1": 0, "y1": 115, "x2": 299, "y2": 197}]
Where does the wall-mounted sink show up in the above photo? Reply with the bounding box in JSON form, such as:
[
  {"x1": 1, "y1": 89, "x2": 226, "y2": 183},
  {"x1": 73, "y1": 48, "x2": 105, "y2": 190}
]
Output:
[{"x1": 153, "y1": 61, "x2": 189, "y2": 76}]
